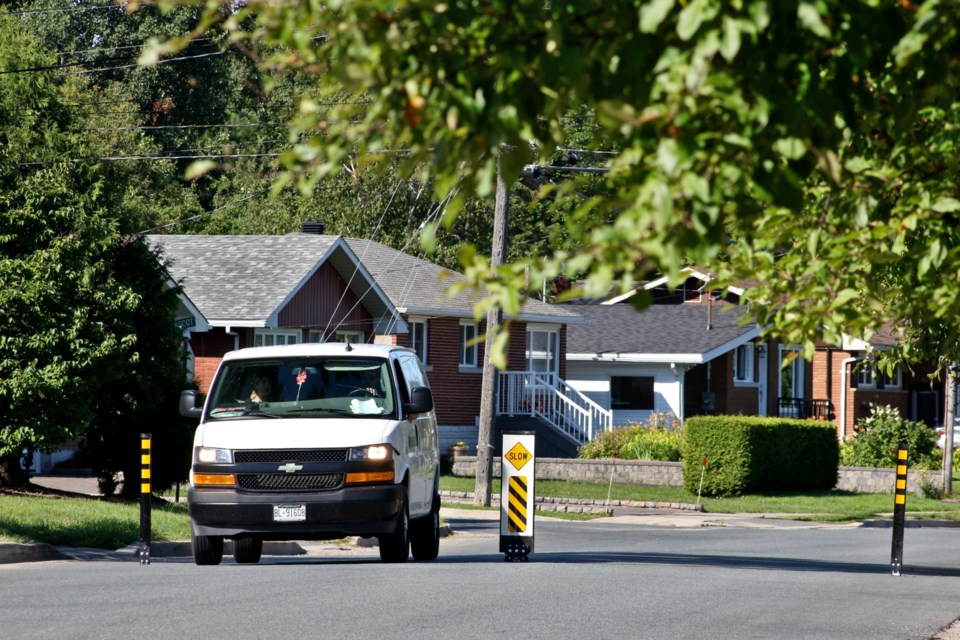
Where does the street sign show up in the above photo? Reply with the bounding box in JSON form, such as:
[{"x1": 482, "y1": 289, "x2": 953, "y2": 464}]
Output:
[
  {"x1": 500, "y1": 431, "x2": 535, "y2": 562},
  {"x1": 174, "y1": 316, "x2": 196, "y2": 330},
  {"x1": 505, "y1": 441, "x2": 532, "y2": 471}
]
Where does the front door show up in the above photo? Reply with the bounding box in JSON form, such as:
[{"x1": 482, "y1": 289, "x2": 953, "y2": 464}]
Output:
[
  {"x1": 757, "y1": 343, "x2": 768, "y2": 417},
  {"x1": 779, "y1": 345, "x2": 804, "y2": 416}
]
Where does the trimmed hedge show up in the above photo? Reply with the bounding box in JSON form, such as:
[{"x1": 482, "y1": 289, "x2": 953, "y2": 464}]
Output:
[{"x1": 682, "y1": 416, "x2": 839, "y2": 497}]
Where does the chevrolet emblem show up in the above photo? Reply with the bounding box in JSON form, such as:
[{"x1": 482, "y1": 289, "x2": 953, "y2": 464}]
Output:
[{"x1": 278, "y1": 463, "x2": 303, "y2": 473}]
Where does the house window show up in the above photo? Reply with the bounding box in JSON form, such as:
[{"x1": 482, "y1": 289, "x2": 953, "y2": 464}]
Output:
[
  {"x1": 734, "y1": 344, "x2": 754, "y2": 384},
  {"x1": 610, "y1": 376, "x2": 655, "y2": 410},
  {"x1": 254, "y1": 329, "x2": 301, "y2": 346},
  {"x1": 857, "y1": 366, "x2": 901, "y2": 390},
  {"x1": 526, "y1": 326, "x2": 559, "y2": 376},
  {"x1": 410, "y1": 318, "x2": 428, "y2": 364},
  {"x1": 459, "y1": 322, "x2": 478, "y2": 367},
  {"x1": 334, "y1": 331, "x2": 363, "y2": 344},
  {"x1": 306, "y1": 330, "x2": 363, "y2": 344}
]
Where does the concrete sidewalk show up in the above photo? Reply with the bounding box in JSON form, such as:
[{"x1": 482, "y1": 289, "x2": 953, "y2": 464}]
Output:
[{"x1": 28, "y1": 474, "x2": 101, "y2": 496}]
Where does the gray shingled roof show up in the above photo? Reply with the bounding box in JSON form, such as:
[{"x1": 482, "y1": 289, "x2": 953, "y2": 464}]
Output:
[
  {"x1": 148, "y1": 234, "x2": 579, "y2": 326},
  {"x1": 148, "y1": 234, "x2": 386, "y2": 325},
  {"x1": 566, "y1": 303, "x2": 758, "y2": 362},
  {"x1": 345, "y1": 238, "x2": 581, "y2": 323}
]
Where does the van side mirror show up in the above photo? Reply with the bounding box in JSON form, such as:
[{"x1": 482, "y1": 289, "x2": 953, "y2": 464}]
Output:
[
  {"x1": 179, "y1": 389, "x2": 203, "y2": 419},
  {"x1": 404, "y1": 386, "x2": 434, "y2": 415}
]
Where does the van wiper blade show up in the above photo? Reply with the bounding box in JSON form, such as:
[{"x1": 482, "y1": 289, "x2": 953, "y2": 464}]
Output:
[
  {"x1": 286, "y1": 407, "x2": 352, "y2": 416},
  {"x1": 209, "y1": 407, "x2": 282, "y2": 419},
  {"x1": 242, "y1": 408, "x2": 282, "y2": 418}
]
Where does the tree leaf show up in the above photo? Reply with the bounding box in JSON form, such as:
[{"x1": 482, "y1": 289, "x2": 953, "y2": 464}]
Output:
[
  {"x1": 183, "y1": 160, "x2": 217, "y2": 182},
  {"x1": 719, "y1": 16, "x2": 741, "y2": 62},
  {"x1": 797, "y1": 2, "x2": 831, "y2": 39},
  {"x1": 657, "y1": 138, "x2": 682, "y2": 177},
  {"x1": 639, "y1": 0, "x2": 676, "y2": 34},
  {"x1": 676, "y1": 0, "x2": 706, "y2": 41},
  {"x1": 932, "y1": 198, "x2": 960, "y2": 213},
  {"x1": 773, "y1": 137, "x2": 806, "y2": 160}
]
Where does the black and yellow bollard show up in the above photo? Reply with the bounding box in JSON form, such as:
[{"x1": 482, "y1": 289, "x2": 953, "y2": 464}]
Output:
[
  {"x1": 500, "y1": 431, "x2": 535, "y2": 562},
  {"x1": 139, "y1": 433, "x2": 152, "y2": 566},
  {"x1": 890, "y1": 443, "x2": 908, "y2": 576}
]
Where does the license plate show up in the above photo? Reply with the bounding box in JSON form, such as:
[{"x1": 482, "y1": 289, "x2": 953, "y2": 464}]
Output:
[{"x1": 273, "y1": 504, "x2": 306, "y2": 522}]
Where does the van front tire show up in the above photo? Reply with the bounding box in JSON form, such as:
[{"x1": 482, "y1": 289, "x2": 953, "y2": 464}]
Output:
[
  {"x1": 191, "y1": 526, "x2": 224, "y2": 566},
  {"x1": 233, "y1": 536, "x2": 262, "y2": 564},
  {"x1": 411, "y1": 490, "x2": 440, "y2": 561},
  {"x1": 379, "y1": 492, "x2": 410, "y2": 563}
]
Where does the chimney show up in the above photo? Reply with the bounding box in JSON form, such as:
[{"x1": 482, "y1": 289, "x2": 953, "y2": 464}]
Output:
[{"x1": 301, "y1": 221, "x2": 326, "y2": 235}]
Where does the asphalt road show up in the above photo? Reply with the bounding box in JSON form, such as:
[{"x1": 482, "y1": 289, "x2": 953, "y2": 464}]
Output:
[{"x1": 3, "y1": 509, "x2": 960, "y2": 640}]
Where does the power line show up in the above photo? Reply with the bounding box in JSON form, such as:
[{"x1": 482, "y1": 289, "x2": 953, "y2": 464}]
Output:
[
  {"x1": 0, "y1": 53, "x2": 135, "y2": 75},
  {"x1": 17, "y1": 151, "x2": 285, "y2": 167},
  {"x1": 52, "y1": 39, "x2": 214, "y2": 58},
  {"x1": 137, "y1": 188, "x2": 272, "y2": 235},
  {"x1": 0, "y1": 47, "x2": 224, "y2": 76},
  {"x1": 1, "y1": 1, "x2": 130, "y2": 16},
  {"x1": 83, "y1": 122, "x2": 288, "y2": 132},
  {"x1": 63, "y1": 49, "x2": 225, "y2": 76}
]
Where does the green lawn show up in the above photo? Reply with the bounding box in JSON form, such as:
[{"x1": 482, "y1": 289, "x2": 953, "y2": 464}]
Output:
[
  {"x1": 3, "y1": 474, "x2": 960, "y2": 550},
  {"x1": 0, "y1": 494, "x2": 190, "y2": 548},
  {"x1": 440, "y1": 475, "x2": 960, "y2": 523}
]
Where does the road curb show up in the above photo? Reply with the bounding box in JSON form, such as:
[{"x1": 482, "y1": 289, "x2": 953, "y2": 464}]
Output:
[
  {"x1": 0, "y1": 523, "x2": 457, "y2": 564},
  {"x1": 0, "y1": 542, "x2": 68, "y2": 564},
  {"x1": 439, "y1": 490, "x2": 704, "y2": 514}
]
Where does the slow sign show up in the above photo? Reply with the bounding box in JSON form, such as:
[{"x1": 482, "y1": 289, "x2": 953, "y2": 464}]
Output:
[{"x1": 500, "y1": 431, "x2": 536, "y2": 562}]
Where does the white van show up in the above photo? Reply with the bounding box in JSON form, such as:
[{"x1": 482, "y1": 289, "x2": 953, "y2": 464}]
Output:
[{"x1": 178, "y1": 343, "x2": 440, "y2": 565}]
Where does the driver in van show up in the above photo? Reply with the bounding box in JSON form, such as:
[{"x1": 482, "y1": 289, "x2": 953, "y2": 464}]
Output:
[
  {"x1": 361, "y1": 369, "x2": 382, "y2": 397},
  {"x1": 249, "y1": 376, "x2": 273, "y2": 404}
]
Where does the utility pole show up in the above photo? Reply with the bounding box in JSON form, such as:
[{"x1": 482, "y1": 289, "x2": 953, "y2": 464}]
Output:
[
  {"x1": 473, "y1": 155, "x2": 602, "y2": 505},
  {"x1": 475, "y1": 158, "x2": 509, "y2": 507},
  {"x1": 944, "y1": 368, "x2": 955, "y2": 495}
]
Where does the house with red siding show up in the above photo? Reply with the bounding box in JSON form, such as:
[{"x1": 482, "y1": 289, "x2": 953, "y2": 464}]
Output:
[
  {"x1": 811, "y1": 334, "x2": 943, "y2": 439},
  {"x1": 574, "y1": 267, "x2": 946, "y2": 439},
  {"x1": 148, "y1": 230, "x2": 591, "y2": 455}
]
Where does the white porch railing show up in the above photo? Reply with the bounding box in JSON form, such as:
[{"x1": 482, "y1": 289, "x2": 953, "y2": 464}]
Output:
[{"x1": 496, "y1": 371, "x2": 612, "y2": 445}]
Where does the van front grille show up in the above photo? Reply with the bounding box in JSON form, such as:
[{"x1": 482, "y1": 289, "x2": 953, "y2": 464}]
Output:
[
  {"x1": 237, "y1": 473, "x2": 344, "y2": 492},
  {"x1": 234, "y1": 449, "x2": 348, "y2": 464}
]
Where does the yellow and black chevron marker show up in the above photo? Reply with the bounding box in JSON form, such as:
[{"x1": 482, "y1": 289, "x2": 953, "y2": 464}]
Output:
[
  {"x1": 139, "y1": 433, "x2": 152, "y2": 566},
  {"x1": 500, "y1": 431, "x2": 536, "y2": 562},
  {"x1": 890, "y1": 444, "x2": 908, "y2": 576},
  {"x1": 507, "y1": 476, "x2": 528, "y2": 533}
]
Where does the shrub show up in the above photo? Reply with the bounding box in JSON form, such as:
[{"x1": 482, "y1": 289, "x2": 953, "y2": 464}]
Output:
[
  {"x1": 843, "y1": 404, "x2": 940, "y2": 470},
  {"x1": 578, "y1": 412, "x2": 683, "y2": 461},
  {"x1": 682, "y1": 415, "x2": 838, "y2": 497}
]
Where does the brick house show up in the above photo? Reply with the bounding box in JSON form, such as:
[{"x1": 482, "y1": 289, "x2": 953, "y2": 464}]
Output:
[
  {"x1": 148, "y1": 230, "x2": 588, "y2": 453},
  {"x1": 572, "y1": 267, "x2": 945, "y2": 439},
  {"x1": 811, "y1": 334, "x2": 944, "y2": 439}
]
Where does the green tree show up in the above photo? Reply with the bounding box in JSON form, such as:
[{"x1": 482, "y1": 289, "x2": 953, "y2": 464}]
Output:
[
  {"x1": 77, "y1": 239, "x2": 196, "y2": 498},
  {"x1": 149, "y1": 0, "x2": 960, "y2": 371},
  {"x1": 0, "y1": 15, "x2": 192, "y2": 488}
]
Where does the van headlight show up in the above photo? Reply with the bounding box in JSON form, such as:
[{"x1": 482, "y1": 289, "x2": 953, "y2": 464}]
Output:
[
  {"x1": 196, "y1": 447, "x2": 233, "y2": 463},
  {"x1": 349, "y1": 445, "x2": 391, "y2": 461}
]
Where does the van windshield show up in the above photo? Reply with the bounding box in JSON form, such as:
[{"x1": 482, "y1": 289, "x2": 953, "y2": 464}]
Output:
[{"x1": 206, "y1": 357, "x2": 395, "y2": 420}]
